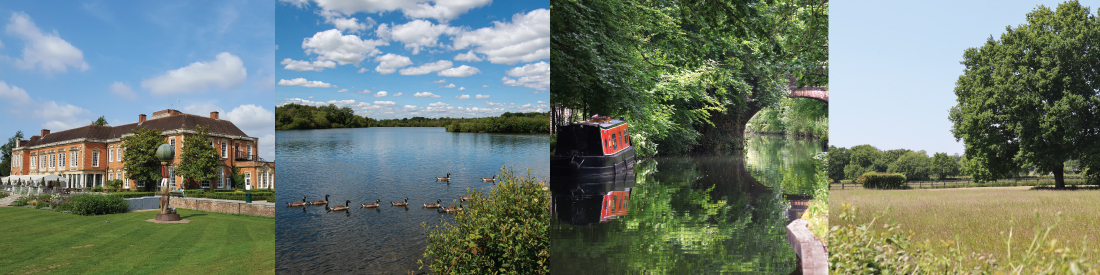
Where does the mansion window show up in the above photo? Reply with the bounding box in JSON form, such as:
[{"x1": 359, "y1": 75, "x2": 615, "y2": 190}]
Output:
[
  {"x1": 201, "y1": 179, "x2": 210, "y2": 189},
  {"x1": 59, "y1": 153, "x2": 65, "y2": 169},
  {"x1": 217, "y1": 169, "x2": 224, "y2": 188},
  {"x1": 92, "y1": 152, "x2": 99, "y2": 167},
  {"x1": 169, "y1": 167, "x2": 176, "y2": 187},
  {"x1": 221, "y1": 142, "x2": 228, "y2": 158},
  {"x1": 170, "y1": 138, "x2": 175, "y2": 149},
  {"x1": 116, "y1": 148, "x2": 121, "y2": 162},
  {"x1": 108, "y1": 148, "x2": 112, "y2": 163},
  {"x1": 71, "y1": 151, "x2": 78, "y2": 167},
  {"x1": 245, "y1": 172, "x2": 251, "y2": 187},
  {"x1": 108, "y1": 172, "x2": 113, "y2": 181},
  {"x1": 30, "y1": 156, "x2": 35, "y2": 168},
  {"x1": 247, "y1": 144, "x2": 252, "y2": 159},
  {"x1": 49, "y1": 154, "x2": 55, "y2": 168}
]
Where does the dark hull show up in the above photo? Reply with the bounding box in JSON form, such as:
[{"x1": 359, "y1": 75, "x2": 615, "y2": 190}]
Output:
[{"x1": 550, "y1": 146, "x2": 636, "y2": 180}]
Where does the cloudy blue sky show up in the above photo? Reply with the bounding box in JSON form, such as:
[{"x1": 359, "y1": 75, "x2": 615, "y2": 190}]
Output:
[
  {"x1": 0, "y1": 1, "x2": 276, "y2": 160},
  {"x1": 275, "y1": 0, "x2": 549, "y2": 119},
  {"x1": 831, "y1": 0, "x2": 1100, "y2": 155}
]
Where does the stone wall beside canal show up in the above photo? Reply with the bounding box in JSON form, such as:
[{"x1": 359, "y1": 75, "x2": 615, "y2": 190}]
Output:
[{"x1": 169, "y1": 197, "x2": 275, "y2": 217}]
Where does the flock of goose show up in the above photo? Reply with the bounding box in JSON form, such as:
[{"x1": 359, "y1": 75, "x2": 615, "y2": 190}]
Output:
[{"x1": 285, "y1": 173, "x2": 496, "y2": 213}]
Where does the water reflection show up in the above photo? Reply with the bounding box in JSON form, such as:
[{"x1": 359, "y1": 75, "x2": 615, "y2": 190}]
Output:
[{"x1": 550, "y1": 134, "x2": 820, "y2": 274}]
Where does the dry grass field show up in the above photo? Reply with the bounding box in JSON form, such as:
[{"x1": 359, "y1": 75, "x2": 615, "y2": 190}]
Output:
[{"x1": 831, "y1": 186, "x2": 1100, "y2": 261}]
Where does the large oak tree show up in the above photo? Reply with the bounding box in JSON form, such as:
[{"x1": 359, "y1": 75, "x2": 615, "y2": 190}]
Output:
[
  {"x1": 950, "y1": 1, "x2": 1100, "y2": 188},
  {"x1": 122, "y1": 128, "x2": 164, "y2": 191}
]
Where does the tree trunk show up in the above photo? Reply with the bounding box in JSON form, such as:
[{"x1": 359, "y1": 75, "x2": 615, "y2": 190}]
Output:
[{"x1": 1054, "y1": 162, "x2": 1065, "y2": 189}]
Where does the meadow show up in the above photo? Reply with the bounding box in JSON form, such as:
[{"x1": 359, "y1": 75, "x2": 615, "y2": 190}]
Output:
[
  {"x1": 0, "y1": 207, "x2": 274, "y2": 274},
  {"x1": 831, "y1": 186, "x2": 1100, "y2": 262}
]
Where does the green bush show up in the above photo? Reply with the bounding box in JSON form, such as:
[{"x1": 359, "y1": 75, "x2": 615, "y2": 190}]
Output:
[
  {"x1": 856, "y1": 171, "x2": 907, "y2": 189},
  {"x1": 419, "y1": 167, "x2": 550, "y2": 274},
  {"x1": 70, "y1": 194, "x2": 129, "y2": 216},
  {"x1": 12, "y1": 196, "x2": 30, "y2": 207},
  {"x1": 54, "y1": 202, "x2": 73, "y2": 212}
]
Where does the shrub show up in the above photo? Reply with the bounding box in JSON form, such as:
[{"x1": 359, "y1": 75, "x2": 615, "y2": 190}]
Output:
[
  {"x1": 12, "y1": 196, "x2": 31, "y2": 207},
  {"x1": 92, "y1": 186, "x2": 103, "y2": 192},
  {"x1": 54, "y1": 201, "x2": 73, "y2": 212},
  {"x1": 419, "y1": 167, "x2": 550, "y2": 274},
  {"x1": 70, "y1": 194, "x2": 129, "y2": 216},
  {"x1": 111, "y1": 192, "x2": 158, "y2": 199},
  {"x1": 856, "y1": 171, "x2": 907, "y2": 189}
]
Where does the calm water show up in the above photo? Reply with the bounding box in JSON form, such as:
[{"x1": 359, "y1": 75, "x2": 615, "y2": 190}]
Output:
[
  {"x1": 550, "y1": 134, "x2": 822, "y2": 274},
  {"x1": 275, "y1": 127, "x2": 548, "y2": 274}
]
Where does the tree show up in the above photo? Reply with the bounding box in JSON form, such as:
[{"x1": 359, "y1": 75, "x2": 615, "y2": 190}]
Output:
[
  {"x1": 827, "y1": 146, "x2": 850, "y2": 182},
  {"x1": 229, "y1": 165, "x2": 245, "y2": 190},
  {"x1": 176, "y1": 125, "x2": 220, "y2": 190},
  {"x1": 843, "y1": 164, "x2": 866, "y2": 182},
  {"x1": 849, "y1": 145, "x2": 883, "y2": 171},
  {"x1": 91, "y1": 116, "x2": 108, "y2": 126},
  {"x1": 552, "y1": 0, "x2": 828, "y2": 156},
  {"x1": 950, "y1": 2, "x2": 1100, "y2": 188},
  {"x1": 122, "y1": 128, "x2": 163, "y2": 191},
  {"x1": 931, "y1": 152, "x2": 961, "y2": 180},
  {"x1": 887, "y1": 151, "x2": 932, "y2": 181},
  {"x1": 1, "y1": 131, "x2": 23, "y2": 177}
]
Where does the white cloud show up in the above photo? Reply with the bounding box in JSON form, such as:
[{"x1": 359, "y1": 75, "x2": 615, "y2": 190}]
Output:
[
  {"x1": 225, "y1": 105, "x2": 275, "y2": 141},
  {"x1": 279, "y1": 0, "x2": 309, "y2": 8},
  {"x1": 432, "y1": 79, "x2": 446, "y2": 83},
  {"x1": 308, "y1": 96, "x2": 315, "y2": 99},
  {"x1": 277, "y1": 77, "x2": 335, "y2": 88},
  {"x1": 384, "y1": 20, "x2": 459, "y2": 54},
  {"x1": 483, "y1": 101, "x2": 506, "y2": 106},
  {"x1": 414, "y1": 91, "x2": 440, "y2": 98},
  {"x1": 373, "y1": 53, "x2": 413, "y2": 74},
  {"x1": 453, "y1": 9, "x2": 549, "y2": 64},
  {"x1": 302, "y1": 29, "x2": 388, "y2": 65},
  {"x1": 310, "y1": 0, "x2": 492, "y2": 22},
  {"x1": 453, "y1": 50, "x2": 482, "y2": 62},
  {"x1": 374, "y1": 100, "x2": 396, "y2": 107},
  {"x1": 537, "y1": 100, "x2": 547, "y2": 104},
  {"x1": 280, "y1": 98, "x2": 373, "y2": 110},
  {"x1": 392, "y1": 92, "x2": 403, "y2": 96},
  {"x1": 37, "y1": 101, "x2": 91, "y2": 130},
  {"x1": 357, "y1": 67, "x2": 368, "y2": 73},
  {"x1": 281, "y1": 58, "x2": 336, "y2": 71},
  {"x1": 440, "y1": 83, "x2": 455, "y2": 88},
  {"x1": 403, "y1": 105, "x2": 419, "y2": 110},
  {"x1": 438, "y1": 65, "x2": 480, "y2": 77},
  {"x1": 0, "y1": 81, "x2": 32, "y2": 105},
  {"x1": 5, "y1": 12, "x2": 90, "y2": 74},
  {"x1": 455, "y1": 94, "x2": 470, "y2": 99},
  {"x1": 501, "y1": 61, "x2": 549, "y2": 90},
  {"x1": 481, "y1": 84, "x2": 489, "y2": 88},
  {"x1": 327, "y1": 16, "x2": 372, "y2": 33},
  {"x1": 399, "y1": 60, "x2": 452, "y2": 75},
  {"x1": 458, "y1": 87, "x2": 465, "y2": 91},
  {"x1": 141, "y1": 52, "x2": 248, "y2": 95},
  {"x1": 475, "y1": 94, "x2": 490, "y2": 99},
  {"x1": 429, "y1": 102, "x2": 449, "y2": 107},
  {"x1": 336, "y1": 88, "x2": 349, "y2": 93},
  {"x1": 374, "y1": 91, "x2": 388, "y2": 97}
]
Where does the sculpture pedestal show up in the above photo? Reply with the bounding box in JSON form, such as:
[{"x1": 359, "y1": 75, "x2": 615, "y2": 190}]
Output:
[{"x1": 155, "y1": 213, "x2": 181, "y2": 221}]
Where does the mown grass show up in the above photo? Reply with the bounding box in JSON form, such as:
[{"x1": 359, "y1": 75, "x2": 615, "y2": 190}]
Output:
[
  {"x1": 0, "y1": 207, "x2": 274, "y2": 274},
  {"x1": 831, "y1": 186, "x2": 1100, "y2": 265}
]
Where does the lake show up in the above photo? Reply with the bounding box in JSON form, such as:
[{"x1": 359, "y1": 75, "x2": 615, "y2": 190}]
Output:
[
  {"x1": 275, "y1": 127, "x2": 549, "y2": 274},
  {"x1": 549, "y1": 134, "x2": 823, "y2": 274}
]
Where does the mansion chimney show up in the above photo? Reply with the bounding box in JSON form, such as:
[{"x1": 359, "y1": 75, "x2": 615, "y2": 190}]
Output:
[
  {"x1": 210, "y1": 111, "x2": 219, "y2": 120},
  {"x1": 41, "y1": 129, "x2": 50, "y2": 136},
  {"x1": 139, "y1": 114, "x2": 147, "y2": 124}
]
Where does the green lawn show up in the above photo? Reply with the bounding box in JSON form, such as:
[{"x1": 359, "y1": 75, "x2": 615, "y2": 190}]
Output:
[
  {"x1": 831, "y1": 186, "x2": 1100, "y2": 262},
  {"x1": 0, "y1": 207, "x2": 274, "y2": 274}
]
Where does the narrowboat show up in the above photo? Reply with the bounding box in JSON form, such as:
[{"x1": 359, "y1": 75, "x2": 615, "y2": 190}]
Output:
[{"x1": 551, "y1": 115, "x2": 637, "y2": 179}]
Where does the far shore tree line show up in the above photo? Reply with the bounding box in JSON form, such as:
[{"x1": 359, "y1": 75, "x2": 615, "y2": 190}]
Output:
[
  {"x1": 275, "y1": 103, "x2": 549, "y2": 134},
  {"x1": 828, "y1": 144, "x2": 1088, "y2": 184}
]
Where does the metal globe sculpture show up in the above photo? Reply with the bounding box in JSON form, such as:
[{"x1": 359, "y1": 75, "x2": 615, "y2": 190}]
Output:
[{"x1": 156, "y1": 143, "x2": 174, "y2": 163}]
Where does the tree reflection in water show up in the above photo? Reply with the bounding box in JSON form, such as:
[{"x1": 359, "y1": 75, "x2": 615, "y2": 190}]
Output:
[{"x1": 551, "y1": 134, "x2": 820, "y2": 273}]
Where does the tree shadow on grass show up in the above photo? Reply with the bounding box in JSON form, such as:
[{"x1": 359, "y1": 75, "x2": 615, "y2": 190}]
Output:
[
  {"x1": 1029, "y1": 185, "x2": 1100, "y2": 191},
  {"x1": 181, "y1": 213, "x2": 207, "y2": 219}
]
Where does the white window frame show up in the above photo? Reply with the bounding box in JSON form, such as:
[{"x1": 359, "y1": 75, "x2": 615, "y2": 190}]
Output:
[
  {"x1": 30, "y1": 156, "x2": 36, "y2": 168},
  {"x1": 247, "y1": 144, "x2": 252, "y2": 160},
  {"x1": 170, "y1": 137, "x2": 175, "y2": 149},
  {"x1": 201, "y1": 178, "x2": 210, "y2": 189},
  {"x1": 49, "y1": 154, "x2": 55, "y2": 168},
  {"x1": 108, "y1": 148, "x2": 112, "y2": 163},
  {"x1": 108, "y1": 172, "x2": 113, "y2": 181},
  {"x1": 244, "y1": 171, "x2": 251, "y2": 187},
  {"x1": 221, "y1": 142, "x2": 228, "y2": 158},
  {"x1": 116, "y1": 148, "x2": 121, "y2": 162},
  {"x1": 60, "y1": 152, "x2": 66, "y2": 170},
  {"x1": 70, "y1": 151, "x2": 78, "y2": 167},
  {"x1": 92, "y1": 152, "x2": 99, "y2": 167},
  {"x1": 217, "y1": 169, "x2": 224, "y2": 188}
]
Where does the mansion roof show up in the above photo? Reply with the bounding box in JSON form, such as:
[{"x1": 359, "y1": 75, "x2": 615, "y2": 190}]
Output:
[{"x1": 18, "y1": 110, "x2": 252, "y2": 149}]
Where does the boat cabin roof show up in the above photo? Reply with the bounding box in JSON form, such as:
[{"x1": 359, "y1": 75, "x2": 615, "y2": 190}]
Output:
[{"x1": 570, "y1": 116, "x2": 626, "y2": 129}]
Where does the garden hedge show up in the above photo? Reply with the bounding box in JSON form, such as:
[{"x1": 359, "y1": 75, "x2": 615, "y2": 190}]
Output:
[
  {"x1": 70, "y1": 194, "x2": 129, "y2": 216},
  {"x1": 856, "y1": 171, "x2": 907, "y2": 189}
]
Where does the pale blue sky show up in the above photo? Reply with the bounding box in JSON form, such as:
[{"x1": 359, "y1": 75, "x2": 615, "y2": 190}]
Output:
[
  {"x1": 0, "y1": 0, "x2": 276, "y2": 160},
  {"x1": 275, "y1": 0, "x2": 549, "y2": 119},
  {"x1": 831, "y1": 0, "x2": 1100, "y2": 155}
]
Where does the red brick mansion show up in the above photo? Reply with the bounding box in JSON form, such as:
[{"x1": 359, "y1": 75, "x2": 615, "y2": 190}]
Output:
[{"x1": 5, "y1": 109, "x2": 274, "y2": 191}]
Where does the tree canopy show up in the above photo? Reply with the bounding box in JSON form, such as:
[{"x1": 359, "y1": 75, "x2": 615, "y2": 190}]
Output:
[
  {"x1": 121, "y1": 128, "x2": 163, "y2": 190},
  {"x1": 92, "y1": 116, "x2": 108, "y2": 126},
  {"x1": 552, "y1": 0, "x2": 828, "y2": 156},
  {"x1": 949, "y1": 1, "x2": 1100, "y2": 188},
  {"x1": 176, "y1": 125, "x2": 220, "y2": 189},
  {"x1": 1, "y1": 131, "x2": 24, "y2": 177}
]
